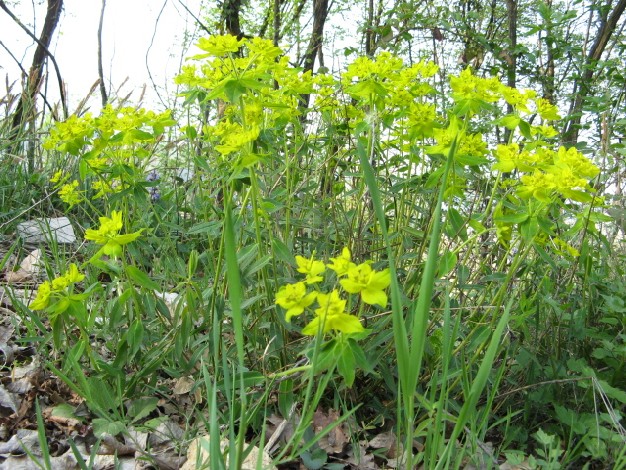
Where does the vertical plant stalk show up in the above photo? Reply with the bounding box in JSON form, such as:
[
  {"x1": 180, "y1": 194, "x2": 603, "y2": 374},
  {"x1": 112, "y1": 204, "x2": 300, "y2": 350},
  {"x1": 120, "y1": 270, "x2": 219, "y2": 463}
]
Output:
[
  {"x1": 436, "y1": 297, "x2": 513, "y2": 469},
  {"x1": 222, "y1": 194, "x2": 248, "y2": 470},
  {"x1": 357, "y1": 113, "x2": 458, "y2": 467}
]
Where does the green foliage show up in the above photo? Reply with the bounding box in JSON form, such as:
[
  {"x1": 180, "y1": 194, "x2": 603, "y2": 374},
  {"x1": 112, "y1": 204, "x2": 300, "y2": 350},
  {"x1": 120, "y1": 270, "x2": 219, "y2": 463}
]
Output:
[{"x1": 2, "y1": 32, "x2": 625, "y2": 469}]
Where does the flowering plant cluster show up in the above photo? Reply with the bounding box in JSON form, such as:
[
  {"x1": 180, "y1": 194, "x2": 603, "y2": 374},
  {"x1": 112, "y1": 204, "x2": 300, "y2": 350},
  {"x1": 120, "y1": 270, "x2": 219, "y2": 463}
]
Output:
[
  {"x1": 85, "y1": 210, "x2": 143, "y2": 259},
  {"x1": 175, "y1": 35, "x2": 313, "y2": 170},
  {"x1": 275, "y1": 248, "x2": 391, "y2": 336},
  {"x1": 30, "y1": 263, "x2": 86, "y2": 312},
  {"x1": 44, "y1": 105, "x2": 176, "y2": 209}
]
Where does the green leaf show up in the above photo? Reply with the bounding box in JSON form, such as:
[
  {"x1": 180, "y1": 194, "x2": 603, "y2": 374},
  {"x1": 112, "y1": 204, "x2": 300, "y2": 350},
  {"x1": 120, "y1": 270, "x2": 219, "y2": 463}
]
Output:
[
  {"x1": 520, "y1": 217, "x2": 540, "y2": 242},
  {"x1": 437, "y1": 251, "x2": 457, "y2": 278},
  {"x1": 278, "y1": 380, "x2": 294, "y2": 419},
  {"x1": 446, "y1": 208, "x2": 467, "y2": 241},
  {"x1": 518, "y1": 119, "x2": 533, "y2": 139},
  {"x1": 497, "y1": 114, "x2": 520, "y2": 130},
  {"x1": 337, "y1": 341, "x2": 356, "y2": 387},
  {"x1": 187, "y1": 220, "x2": 222, "y2": 237},
  {"x1": 127, "y1": 319, "x2": 144, "y2": 357},
  {"x1": 495, "y1": 212, "x2": 529, "y2": 224},
  {"x1": 125, "y1": 265, "x2": 159, "y2": 290},
  {"x1": 128, "y1": 129, "x2": 154, "y2": 141},
  {"x1": 349, "y1": 339, "x2": 375, "y2": 375},
  {"x1": 92, "y1": 419, "x2": 125, "y2": 437},
  {"x1": 223, "y1": 79, "x2": 248, "y2": 102},
  {"x1": 272, "y1": 238, "x2": 296, "y2": 265},
  {"x1": 127, "y1": 397, "x2": 159, "y2": 422}
]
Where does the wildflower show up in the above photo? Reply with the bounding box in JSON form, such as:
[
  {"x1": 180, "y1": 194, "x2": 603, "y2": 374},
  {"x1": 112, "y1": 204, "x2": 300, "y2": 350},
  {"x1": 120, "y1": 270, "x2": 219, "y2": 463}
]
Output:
[
  {"x1": 149, "y1": 187, "x2": 161, "y2": 202},
  {"x1": 327, "y1": 247, "x2": 355, "y2": 277},
  {"x1": 340, "y1": 263, "x2": 391, "y2": 307},
  {"x1": 535, "y1": 98, "x2": 561, "y2": 121},
  {"x1": 84, "y1": 210, "x2": 143, "y2": 257},
  {"x1": 146, "y1": 170, "x2": 160, "y2": 182},
  {"x1": 30, "y1": 264, "x2": 84, "y2": 311},
  {"x1": 30, "y1": 281, "x2": 52, "y2": 310},
  {"x1": 554, "y1": 146, "x2": 599, "y2": 179},
  {"x1": 275, "y1": 282, "x2": 317, "y2": 322},
  {"x1": 196, "y1": 35, "x2": 245, "y2": 57},
  {"x1": 50, "y1": 171, "x2": 63, "y2": 184},
  {"x1": 58, "y1": 180, "x2": 83, "y2": 208},
  {"x1": 295, "y1": 254, "x2": 326, "y2": 284},
  {"x1": 302, "y1": 290, "x2": 364, "y2": 335},
  {"x1": 517, "y1": 171, "x2": 556, "y2": 202}
]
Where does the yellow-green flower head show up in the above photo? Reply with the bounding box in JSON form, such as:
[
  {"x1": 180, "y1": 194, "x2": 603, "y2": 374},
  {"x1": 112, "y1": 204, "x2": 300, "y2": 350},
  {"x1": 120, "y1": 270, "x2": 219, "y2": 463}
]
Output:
[
  {"x1": 493, "y1": 143, "x2": 520, "y2": 172},
  {"x1": 327, "y1": 247, "x2": 355, "y2": 277},
  {"x1": 500, "y1": 86, "x2": 536, "y2": 113},
  {"x1": 295, "y1": 254, "x2": 326, "y2": 284},
  {"x1": 197, "y1": 35, "x2": 245, "y2": 57},
  {"x1": 50, "y1": 171, "x2": 63, "y2": 184},
  {"x1": 51, "y1": 263, "x2": 85, "y2": 291},
  {"x1": 517, "y1": 171, "x2": 557, "y2": 202},
  {"x1": 30, "y1": 281, "x2": 52, "y2": 310},
  {"x1": 84, "y1": 210, "x2": 143, "y2": 257},
  {"x1": 275, "y1": 282, "x2": 317, "y2": 322},
  {"x1": 247, "y1": 37, "x2": 283, "y2": 62},
  {"x1": 302, "y1": 290, "x2": 364, "y2": 335},
  {"x1": 340, "y1": 263, "x2": 391, "y2": 307},
  {"x1": 58, "y1": 180, "x2": 83, "y2": 208},
  {"x1": 535, "y1": 98, "x2": 561, "y2": 121},
  {"x1": 555, "y1": 146, "x2": 600, "y2": 179}
]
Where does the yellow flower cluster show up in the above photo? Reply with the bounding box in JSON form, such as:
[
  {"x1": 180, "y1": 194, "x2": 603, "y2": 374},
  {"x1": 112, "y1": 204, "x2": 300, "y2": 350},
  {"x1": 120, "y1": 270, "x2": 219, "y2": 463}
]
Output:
[
  {"x1": 493, "y1": 144, "x2": 600, "y2": 203},
  {"x1": 44, "y1": 106, "x2": 175, "y2": 155},
  {"x1": 176, "y1": 35, "x2": 316, "y2": 169},
  {"x1": 275, "y1": 248, "x2": 391, "y2": 336},
  {"x1": 30, "y1": 264, "x2": 85, "y2": 311},
  {"x1": 85, "y1": 210, "x2": 143, "y2": 258},
  {"x1": 58, "y1": 180, "x2": 83, "y2": 208}
]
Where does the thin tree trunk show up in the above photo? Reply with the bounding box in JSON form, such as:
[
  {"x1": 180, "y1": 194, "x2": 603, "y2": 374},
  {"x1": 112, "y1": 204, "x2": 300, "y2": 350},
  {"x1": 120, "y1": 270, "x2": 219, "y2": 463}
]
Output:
[
  {"x1": 562, "y1": 0, "x2": 626, "y2": 145},
  {"x1": 503, "y1": 0, "x2": 517, "y2": 142},
  {"x1": 273, "y1": 0, "x2": 281, "y2": 46},
  {"x1": 223, "y1": 0, "x2": 246, "y2": 38},
  {"x1": 98, "y1": 0, "x2": 108, "y2": 106},
  {"x1": 365, "y1": 0, "x2": 374, "y2": 56},
  {"x1": 299, "y1": 0, "x2": 330, "y2": 110},
  {"x1": 0, "y1": 0, "x2": 65, "y2": 166}
]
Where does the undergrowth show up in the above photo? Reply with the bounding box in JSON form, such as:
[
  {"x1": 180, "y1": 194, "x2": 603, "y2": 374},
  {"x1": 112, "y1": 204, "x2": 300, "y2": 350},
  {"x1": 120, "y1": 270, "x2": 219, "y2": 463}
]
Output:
[{"x1": 1, "y1": 35, "x2": 624, "y2": 469}]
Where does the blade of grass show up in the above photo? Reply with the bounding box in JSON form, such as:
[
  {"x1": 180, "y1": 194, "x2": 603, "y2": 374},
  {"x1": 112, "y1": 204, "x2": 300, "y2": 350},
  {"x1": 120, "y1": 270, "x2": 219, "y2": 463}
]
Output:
[
  {"x1": 222, "y1": 195, "x2": 248, "y2": 469},
  {"x1": 436, "y1": 296, "x2": 513, "y2": 469}
]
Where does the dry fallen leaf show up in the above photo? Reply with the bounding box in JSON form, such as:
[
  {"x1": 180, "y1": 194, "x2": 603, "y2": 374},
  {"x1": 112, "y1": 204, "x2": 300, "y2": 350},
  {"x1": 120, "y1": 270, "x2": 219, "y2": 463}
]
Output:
[
  {"x1": 173, "y1": 376, "x2": 195, "y2": 395},
  {"x1": 346, "y1": 442, "x2": 379, "y2": 469},
  {"x1": 312, "y1": 408, "x2": 348, "y2": 454},
  {"x1": 181, "y1": 435, "x2": 276, "y2": 470},
  {"x1": 5, "y1": 249, "x2": 43, "y2": 284}
]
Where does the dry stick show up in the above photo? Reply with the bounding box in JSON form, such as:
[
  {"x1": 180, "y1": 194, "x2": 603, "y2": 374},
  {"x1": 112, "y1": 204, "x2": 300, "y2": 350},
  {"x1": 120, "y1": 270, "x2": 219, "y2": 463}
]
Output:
[
  {"x1": 495, "y1": 376, "x2": 591, "y2": 400},
  {"x1": 0, "y1": 0, "x2": 68, "y2": 119},
  {"x1": 176, "y1": 0, "x2": 212, "y2": 35},
  {"x1": 145, "y1": 0, "x2": 169, "y2": 108}
]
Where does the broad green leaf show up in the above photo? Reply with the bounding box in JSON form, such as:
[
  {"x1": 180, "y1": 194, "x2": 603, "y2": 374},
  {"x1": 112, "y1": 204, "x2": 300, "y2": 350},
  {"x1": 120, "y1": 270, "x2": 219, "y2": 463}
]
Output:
[
  {"x1": 125, "y1": 265, "x2": 160, "y2": 290},
  {"x1": 127, "y1": 397, "x2": 159, "y2": 422}
]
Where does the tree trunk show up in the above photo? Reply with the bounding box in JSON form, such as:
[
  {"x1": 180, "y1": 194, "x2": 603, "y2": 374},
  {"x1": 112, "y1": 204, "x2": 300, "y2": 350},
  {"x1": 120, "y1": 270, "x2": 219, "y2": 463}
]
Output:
[
  {"x1": 503, "y1": 0, "x2": 517, "y2": 142},
  {"x1": 223, "y1": 0, "x2": 246, "y2": 38},
  {"x1": 562, "y1": 0, "x2": 626, "y2": 145},
  {"x1": 299, "y1": 0, "x2": 330, "y2": 110},
  {"x1": 98, "y1": 0, "x2": 108, "y2": 106},
  {"x1": 1, "y1": 0, "x2": 64, "y2": 165}
]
